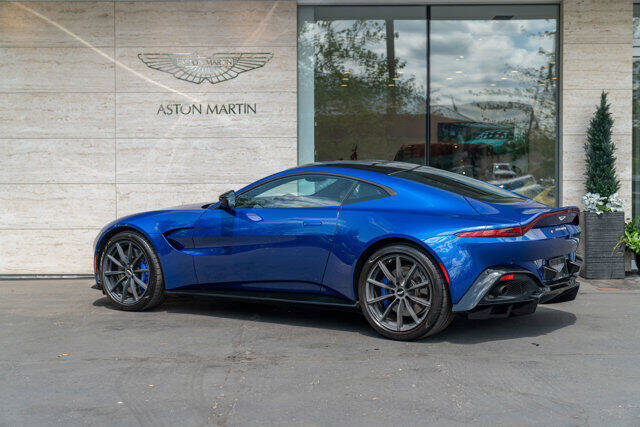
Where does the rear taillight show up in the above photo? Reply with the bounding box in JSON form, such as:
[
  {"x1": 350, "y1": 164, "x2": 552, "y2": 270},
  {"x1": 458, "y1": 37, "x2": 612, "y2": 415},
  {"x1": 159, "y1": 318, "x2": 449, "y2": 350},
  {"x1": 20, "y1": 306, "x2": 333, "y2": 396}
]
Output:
[
  {"x1": 455, "y1": 226, "x2": 524, "y2": 238},
  {"x1": 455, "y1": 208, "x2": 579, "y2": 238}
]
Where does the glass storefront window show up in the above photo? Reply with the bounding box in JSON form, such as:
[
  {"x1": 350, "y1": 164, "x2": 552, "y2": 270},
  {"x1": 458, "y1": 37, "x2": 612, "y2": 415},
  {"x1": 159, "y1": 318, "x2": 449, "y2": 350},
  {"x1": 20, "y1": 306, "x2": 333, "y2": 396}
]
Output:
[
  {"x1": 633, "y1": 4, "x2": 640, "y2": 216},
  {"x1": 430, "y1": 5, "x2": 558, "y2": 205},
  {"x1": 298, "y1": 6, "x2": 428, "y2": 164},
  {"x1": 298, "y1": 5, "x2": 559, "y2": 206}
]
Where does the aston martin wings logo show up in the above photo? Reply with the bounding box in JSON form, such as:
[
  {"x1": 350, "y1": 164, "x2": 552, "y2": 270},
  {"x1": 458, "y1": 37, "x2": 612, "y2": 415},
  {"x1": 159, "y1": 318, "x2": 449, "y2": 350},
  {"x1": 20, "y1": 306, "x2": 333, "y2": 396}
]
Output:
[{"x1": 138, "y1": 52, "x2": 273, "y2": 84}]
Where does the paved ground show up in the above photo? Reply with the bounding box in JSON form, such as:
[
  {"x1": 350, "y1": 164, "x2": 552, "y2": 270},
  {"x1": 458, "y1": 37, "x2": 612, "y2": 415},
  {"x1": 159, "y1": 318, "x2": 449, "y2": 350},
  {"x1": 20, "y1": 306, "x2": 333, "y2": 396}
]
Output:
[{"x1": 1, "y1": 278, "x2": 639, "y2": 426}]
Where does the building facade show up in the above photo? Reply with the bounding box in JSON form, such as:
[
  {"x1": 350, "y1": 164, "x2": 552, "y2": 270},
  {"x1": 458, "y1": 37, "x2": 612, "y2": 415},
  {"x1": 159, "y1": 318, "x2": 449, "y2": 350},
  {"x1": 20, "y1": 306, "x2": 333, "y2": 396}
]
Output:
[{"x1": 0, "y1": 0, "x2": 634, "y2": 275}]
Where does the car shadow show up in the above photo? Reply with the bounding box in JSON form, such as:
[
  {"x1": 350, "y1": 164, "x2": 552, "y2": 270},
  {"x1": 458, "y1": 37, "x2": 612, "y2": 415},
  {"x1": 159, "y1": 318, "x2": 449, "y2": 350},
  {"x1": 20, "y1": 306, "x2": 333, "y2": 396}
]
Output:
[
  {"x1": 93, "y1": 296, "x2": 577, "y2": 343},
  {"x1": 424, "y1": 306, "x2": 577, "y2": 344},
  {"x1": 93, "y1": 295, "x2": 376, "y2": 336}
]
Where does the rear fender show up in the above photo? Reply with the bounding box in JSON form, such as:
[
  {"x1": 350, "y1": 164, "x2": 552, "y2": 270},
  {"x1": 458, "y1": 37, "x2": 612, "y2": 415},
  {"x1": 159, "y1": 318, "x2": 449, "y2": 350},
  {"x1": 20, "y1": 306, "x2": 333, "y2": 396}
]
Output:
[
  {"x1": 424, "y1": 224, "x2": 580, "y2": 304},
  {"x1": 323, "y1": 233, "x2": 448, "y2": 303}
]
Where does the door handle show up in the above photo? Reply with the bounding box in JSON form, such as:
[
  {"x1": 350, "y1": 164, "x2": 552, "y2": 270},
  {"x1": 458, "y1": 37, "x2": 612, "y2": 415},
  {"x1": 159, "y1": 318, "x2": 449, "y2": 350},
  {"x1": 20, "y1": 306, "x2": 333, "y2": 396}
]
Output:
[{"x1": 303, "y1": 220, "x2": 322, "y2": 226}]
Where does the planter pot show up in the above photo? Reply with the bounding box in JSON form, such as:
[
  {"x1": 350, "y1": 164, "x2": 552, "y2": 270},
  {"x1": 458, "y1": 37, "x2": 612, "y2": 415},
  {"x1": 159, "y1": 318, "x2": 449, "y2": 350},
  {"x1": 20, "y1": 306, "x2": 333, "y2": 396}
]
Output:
[
  {"x1": 636, "y1": 252, "x2": 640, "y2": 275},
  {"x1": 625, "y1": 250, "x2": 634, "y2": 273},
  {"x1": 579, "y1": 211, "x2": 625, "y2": 279}
]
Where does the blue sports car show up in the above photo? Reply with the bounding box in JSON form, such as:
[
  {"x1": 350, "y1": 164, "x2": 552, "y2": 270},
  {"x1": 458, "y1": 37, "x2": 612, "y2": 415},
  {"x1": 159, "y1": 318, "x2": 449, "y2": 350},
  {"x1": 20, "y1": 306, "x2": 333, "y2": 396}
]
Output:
[{"x1": 93, "y1": 161, "x2": 581, "y2": 340}]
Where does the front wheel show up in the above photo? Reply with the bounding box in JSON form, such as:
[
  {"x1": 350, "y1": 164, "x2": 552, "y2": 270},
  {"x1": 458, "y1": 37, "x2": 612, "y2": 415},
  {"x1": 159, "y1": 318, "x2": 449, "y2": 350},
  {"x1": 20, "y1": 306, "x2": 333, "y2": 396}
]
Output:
[
  {"x1": 99, "y1": 231, "x2": 165, "y2": 311},
  {"x1": 358, "y1": 244, "x2": 453, "y2": 340}
]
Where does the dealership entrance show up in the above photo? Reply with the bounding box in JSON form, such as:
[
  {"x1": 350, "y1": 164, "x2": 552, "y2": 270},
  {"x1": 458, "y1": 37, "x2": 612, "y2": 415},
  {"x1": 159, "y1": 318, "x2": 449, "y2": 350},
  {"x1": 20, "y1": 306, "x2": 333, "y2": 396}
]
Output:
[{"x1": 298, "y1": 5, "x2": 559, "y2": 206}]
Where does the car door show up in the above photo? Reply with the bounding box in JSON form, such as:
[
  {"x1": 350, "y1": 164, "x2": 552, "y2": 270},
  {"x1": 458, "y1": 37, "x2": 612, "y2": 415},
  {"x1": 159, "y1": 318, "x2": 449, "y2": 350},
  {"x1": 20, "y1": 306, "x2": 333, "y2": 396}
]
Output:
[{"x1": 192, "y1": 173, "x2": 355, "y2": 292}]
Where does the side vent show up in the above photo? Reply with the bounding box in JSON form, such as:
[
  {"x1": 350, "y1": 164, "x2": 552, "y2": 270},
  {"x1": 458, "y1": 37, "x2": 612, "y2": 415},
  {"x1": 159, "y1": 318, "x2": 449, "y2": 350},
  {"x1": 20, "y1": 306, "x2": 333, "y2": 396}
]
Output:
[
  {"x1": 165, "y1": 237, "x2": 185, "y2": 251},
  {"x1": 163, "y1": 228, "x2": 193, "y2": 251}
]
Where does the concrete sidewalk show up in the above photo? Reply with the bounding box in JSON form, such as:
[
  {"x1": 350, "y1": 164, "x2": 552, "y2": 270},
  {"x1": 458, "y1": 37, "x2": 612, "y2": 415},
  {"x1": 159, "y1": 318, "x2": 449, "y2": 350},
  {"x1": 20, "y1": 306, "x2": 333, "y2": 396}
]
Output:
[
  {"x1": 1, "y1": 278, "x2": 639, "y2": 425},
  {"x1": 580, "y1": 274, "x2": 640, "y2": 292}
]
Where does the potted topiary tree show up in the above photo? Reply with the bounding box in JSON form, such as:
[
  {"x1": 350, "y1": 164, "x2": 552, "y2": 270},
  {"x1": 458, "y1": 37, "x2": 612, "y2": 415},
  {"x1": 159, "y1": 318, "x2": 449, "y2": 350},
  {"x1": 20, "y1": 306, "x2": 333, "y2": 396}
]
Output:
[{"x1": 580, "y1": 92, "x2": 625, "y2": 279}]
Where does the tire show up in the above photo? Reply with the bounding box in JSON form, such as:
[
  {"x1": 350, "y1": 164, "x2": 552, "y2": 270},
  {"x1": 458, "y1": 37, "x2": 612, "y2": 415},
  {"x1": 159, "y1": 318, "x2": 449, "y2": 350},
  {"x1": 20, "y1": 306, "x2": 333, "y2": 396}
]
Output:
[
  {"x1": 358, "y1": 244, "x2": 453, "y2": 340},
  {"x1": 99, "y1": 230, "x2": 165, "y2": 311}
]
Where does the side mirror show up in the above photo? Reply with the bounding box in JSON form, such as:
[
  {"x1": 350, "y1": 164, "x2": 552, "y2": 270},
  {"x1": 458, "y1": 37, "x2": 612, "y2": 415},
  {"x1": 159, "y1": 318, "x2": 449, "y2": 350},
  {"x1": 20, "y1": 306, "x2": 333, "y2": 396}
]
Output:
[{"x1": 219, "y1": 190, "x2": 236, "y2": 209}]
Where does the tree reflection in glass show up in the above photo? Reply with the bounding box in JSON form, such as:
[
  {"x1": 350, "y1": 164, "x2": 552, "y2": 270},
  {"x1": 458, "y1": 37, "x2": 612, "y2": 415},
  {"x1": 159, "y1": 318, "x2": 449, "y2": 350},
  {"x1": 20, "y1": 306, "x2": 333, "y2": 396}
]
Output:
[
  {"x1": 430, "y1": 12, "x2": 558, "y2": 206},
  {"x1": 299, "y1": 6, "x2": 559, "y2": 206},
  {"x1": 310, "y1": 9, "x2": 427, "y2": 163},
  {"x1": 632, "y1": 6, "x2": 640, "y2": 216}
]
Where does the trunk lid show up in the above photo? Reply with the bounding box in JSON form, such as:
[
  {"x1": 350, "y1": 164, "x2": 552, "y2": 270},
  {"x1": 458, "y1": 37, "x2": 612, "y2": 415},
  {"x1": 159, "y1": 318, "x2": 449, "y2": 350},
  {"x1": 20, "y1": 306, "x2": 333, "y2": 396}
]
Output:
[{"x1": 464, "y1": 197, "x2": 579, "y2": 229}]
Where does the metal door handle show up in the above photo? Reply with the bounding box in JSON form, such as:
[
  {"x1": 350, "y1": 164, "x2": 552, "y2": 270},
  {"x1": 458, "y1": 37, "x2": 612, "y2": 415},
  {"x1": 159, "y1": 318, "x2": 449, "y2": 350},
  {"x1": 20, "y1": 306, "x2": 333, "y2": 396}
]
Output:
[{"x1": 303, "y1": 220, "x2": 322, "y2": 226}]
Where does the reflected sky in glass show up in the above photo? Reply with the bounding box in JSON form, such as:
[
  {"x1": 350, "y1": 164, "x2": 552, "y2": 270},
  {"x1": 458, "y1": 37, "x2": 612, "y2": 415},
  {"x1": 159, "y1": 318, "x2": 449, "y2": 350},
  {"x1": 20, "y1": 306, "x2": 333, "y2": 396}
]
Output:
[
  {"x1": 429, "y1": 17, "x2": 558, "y2": 205},
  {"x1": 431, "y1": 19, "x2": 556, "y2": 120},
  {"x1": 298, "y1": 6, "x2": 559, "y2": 205}
]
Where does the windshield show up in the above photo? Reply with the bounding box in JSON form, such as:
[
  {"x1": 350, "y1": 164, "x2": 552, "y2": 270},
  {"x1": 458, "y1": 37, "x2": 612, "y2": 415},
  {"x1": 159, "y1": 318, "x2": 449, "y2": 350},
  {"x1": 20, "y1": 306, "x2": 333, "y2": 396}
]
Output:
[{"x1": 393, "y1": 166, "x2": 524, "y2": 203}]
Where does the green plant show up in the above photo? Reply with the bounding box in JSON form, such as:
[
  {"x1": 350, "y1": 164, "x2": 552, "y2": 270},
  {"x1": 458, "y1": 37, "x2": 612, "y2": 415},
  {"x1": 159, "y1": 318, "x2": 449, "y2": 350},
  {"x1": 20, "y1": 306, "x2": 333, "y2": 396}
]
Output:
[
  {"x1": 584, "y1": 91, "x2": 620, "y2": 198},
  {"x1": 614, "y1": 217, "x2": 640, "y2": 254}
]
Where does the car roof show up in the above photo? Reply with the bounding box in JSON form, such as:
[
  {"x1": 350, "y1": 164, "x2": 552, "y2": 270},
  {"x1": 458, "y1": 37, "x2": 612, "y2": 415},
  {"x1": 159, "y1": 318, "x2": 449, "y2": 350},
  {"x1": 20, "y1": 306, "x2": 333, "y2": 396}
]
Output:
[{"x1": 297, "y1": 160, "x2": 421, "y2": 175}]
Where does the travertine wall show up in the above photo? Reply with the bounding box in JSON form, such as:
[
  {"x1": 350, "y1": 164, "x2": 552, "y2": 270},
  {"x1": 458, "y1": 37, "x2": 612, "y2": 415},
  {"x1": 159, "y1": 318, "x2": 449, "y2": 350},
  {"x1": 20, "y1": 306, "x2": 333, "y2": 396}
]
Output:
[
  {"x1": 0, "y1": 0, "x2": 636, "y2": 274},
  {"x1": 561, "y1": 0, "x2": 633, "y2": 216},
  {"x1": 0, "y1": 1, "x2": 297, "y2": 274}
]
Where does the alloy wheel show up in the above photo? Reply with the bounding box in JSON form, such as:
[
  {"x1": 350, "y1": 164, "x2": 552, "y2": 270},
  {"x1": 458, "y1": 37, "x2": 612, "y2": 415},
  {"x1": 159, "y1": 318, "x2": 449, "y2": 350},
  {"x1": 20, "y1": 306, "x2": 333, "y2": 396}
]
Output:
[
  {"x1": 102, "y1": 240, "x2": 150, "y2": 304},
  {"x1": 365, "y1": 254, "x2": 433, "y2": 332}
]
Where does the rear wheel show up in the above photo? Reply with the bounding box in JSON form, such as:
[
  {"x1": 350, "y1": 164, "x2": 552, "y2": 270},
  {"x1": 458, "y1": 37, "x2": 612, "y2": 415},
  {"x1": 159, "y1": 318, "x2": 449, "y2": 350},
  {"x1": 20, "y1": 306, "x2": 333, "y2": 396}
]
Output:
[
  {"x1": 358, "y1": 244, "x2": 453, "y2": 340},
  {"x1": 99, "y1": 231, "x2": 165, "y2": 311}
]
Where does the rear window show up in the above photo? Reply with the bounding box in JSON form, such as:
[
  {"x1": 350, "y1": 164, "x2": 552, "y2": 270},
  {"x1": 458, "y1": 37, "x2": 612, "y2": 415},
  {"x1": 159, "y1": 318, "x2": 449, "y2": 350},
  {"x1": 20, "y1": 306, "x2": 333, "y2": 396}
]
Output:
[
  {"x1": 393, "y1": 166, "x2": 524, "y2": 203},
  {"x1": 343, "y1": 182, "x2": 389, "y2": 204}
]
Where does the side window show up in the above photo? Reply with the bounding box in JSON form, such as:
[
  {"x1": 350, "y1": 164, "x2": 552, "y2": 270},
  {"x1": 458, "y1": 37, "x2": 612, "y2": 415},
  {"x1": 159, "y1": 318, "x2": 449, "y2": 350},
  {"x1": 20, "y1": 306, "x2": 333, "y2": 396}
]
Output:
[
  {"x1": 235, "y1": 174, "x2": 355, "y2": 208},
  {"x1": 343, "y1": 182, "x2": 390, "y2": 204}
]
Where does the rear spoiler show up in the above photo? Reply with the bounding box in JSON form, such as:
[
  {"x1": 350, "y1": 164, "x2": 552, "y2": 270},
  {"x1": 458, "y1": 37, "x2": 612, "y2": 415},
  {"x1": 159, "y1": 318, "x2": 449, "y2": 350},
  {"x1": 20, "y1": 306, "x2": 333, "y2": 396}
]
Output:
[
  {"x1": 456, "y1": 208, "x2": 579, "y2": 238},
  {"x1": 529, "y1": 208, "x2": 580, "y2": 229}
]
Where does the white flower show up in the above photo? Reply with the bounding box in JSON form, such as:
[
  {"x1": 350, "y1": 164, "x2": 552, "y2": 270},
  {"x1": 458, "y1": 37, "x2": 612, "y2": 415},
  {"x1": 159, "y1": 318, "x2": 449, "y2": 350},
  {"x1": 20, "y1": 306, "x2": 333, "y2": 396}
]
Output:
[
  {"x1": 606, "y1": 192, "x2": 625, "y2": 212},
  {"x1": 583, "y1": 192, "x2": 606, "y2": 214},
  {"x1": 582, "y1": 192, "x2": 625, "y2": 214}
]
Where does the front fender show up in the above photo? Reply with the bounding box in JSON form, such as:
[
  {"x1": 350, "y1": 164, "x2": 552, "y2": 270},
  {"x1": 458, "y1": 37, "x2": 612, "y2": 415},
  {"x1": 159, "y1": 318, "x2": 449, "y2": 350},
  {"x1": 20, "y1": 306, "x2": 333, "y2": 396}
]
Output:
[{"x1": 93, "y1": 207, "x2": 205, "y2": 289}]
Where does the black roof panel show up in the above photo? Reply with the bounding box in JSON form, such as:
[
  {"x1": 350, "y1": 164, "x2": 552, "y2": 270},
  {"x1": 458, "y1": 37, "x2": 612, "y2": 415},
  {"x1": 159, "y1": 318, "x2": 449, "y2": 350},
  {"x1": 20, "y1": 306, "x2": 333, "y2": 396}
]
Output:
[{"x1": 299, "y1": 160, "x2": 421, "y2": 175}]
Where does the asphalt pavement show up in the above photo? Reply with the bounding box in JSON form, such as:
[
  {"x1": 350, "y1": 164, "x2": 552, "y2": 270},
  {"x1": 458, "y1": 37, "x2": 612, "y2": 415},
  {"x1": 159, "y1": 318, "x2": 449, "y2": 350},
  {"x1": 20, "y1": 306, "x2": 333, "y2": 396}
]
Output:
[{"x1": 1, "y1": 278, "x2": 639, "y2": 426}]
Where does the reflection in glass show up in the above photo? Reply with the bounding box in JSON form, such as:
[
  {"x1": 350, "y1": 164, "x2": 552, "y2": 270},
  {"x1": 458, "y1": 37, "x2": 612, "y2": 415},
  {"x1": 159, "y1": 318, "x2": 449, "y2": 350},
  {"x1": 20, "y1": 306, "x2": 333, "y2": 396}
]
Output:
[
  {"x1": 300, "y1": 6, "x2": 428, "y2": 163},
  {"x1": 297, "y1": 5, "x2": 559, "y2": 206},
  {"x1": 236, "y1": 174, "x2": 354, "y2": 208},
  {"x1": 633, "y1": 5, "x2": 640, "y2": 216},
  {"x1": 430, "y1": 6, "x2": 558, "y2": 206},
  {"x1": 634, "y1": 4, "x2": 640, "y2": 44}
]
